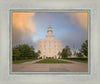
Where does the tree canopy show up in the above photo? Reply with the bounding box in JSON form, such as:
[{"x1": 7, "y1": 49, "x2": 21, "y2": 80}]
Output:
[
  {"x1": 13, "y1": 49, "x2": 20, "y2": 57},
  {"x1": 60, "y1": 46, "x2": 72, "y2": 58},
  {"x1": 12, "y1": 44, "x2": 40, "y2": 61},
  {"x1": 80, "y1": 40, "x2": 88, "y2": 56}
]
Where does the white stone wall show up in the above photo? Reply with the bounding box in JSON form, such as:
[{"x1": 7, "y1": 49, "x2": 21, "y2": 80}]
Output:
[{"x1": 38, "y1": 40, "x2": 62, "y2": 59}]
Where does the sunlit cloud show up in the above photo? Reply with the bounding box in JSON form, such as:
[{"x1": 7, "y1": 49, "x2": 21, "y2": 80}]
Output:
[
  {"x1": 12, "y1": 12, "x2": 36, "y2": 46},
  {"x1": 69, "y1": 13, "x2": 88, "y2": 30},
  {"x1": 12, "y1": 12, "x2": 88, "y2": 51}
]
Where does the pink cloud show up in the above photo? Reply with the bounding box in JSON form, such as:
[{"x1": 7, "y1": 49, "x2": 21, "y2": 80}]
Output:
[
  {"x1": 69, "y1": 13, "x2": 88, "y2": 31},
  {"x1": 12, "y1": 13, "x2": 36, "y2": 46}
]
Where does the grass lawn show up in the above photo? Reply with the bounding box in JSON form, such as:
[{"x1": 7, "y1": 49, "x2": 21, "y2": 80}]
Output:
[
  {"x1": 63, "y1": 58, "x2": 88, "y2": 63},
  {"x1": 36, "y1": 58, "x2": 71, "y2": 63},
  {"x1": 13, "y1": 59, "x2": 37, "y2": 64}
]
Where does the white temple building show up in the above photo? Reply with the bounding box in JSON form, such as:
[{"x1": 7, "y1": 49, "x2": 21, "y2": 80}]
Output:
[{"x1": 38, "y1": 26, "x2": 62, "y2": 59}]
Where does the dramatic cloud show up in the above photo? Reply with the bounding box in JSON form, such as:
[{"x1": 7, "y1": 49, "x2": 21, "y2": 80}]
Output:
[
  {"x1": 69, "y1": 13, "x2": 88, "y2": 30},
  {"x1": 12, "y1": 12, "x2": 88, "y2": 51},
  {"x1": 12, "y1": 13, "x2": 36, "y2": 46}
]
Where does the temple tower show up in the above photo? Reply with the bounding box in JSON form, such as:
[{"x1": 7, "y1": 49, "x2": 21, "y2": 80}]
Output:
[{"x1": 38, "y1": 26, "x2": 62, "y2": 59}]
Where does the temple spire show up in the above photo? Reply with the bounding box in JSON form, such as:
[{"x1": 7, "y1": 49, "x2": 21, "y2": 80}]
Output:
[
  {"x1": 47, "y1": 25, "x2": 53, "y2": 35},
  {"x1": 46, "y1": 25, "x2": 54, "y2": 40}
]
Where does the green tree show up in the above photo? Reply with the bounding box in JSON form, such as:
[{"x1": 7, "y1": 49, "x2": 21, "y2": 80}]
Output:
[
  {"x1": 76, "y1": 52, "x2": 83, "y2": 57},
  {"x1": 34, "y1": 52, "x2": 39, "y2": 58},
  {"x1": 61, "y1": 49, "x2": 67, "y2": 58},
  {"x1": 20, "y1": 44, "x2": 31, "y2": 59},
  {"x1": 30, "y1": 46, "x2": 35, "y2": 58},
  {"x1": 30, "y1": 46, "x2": 34, "y2": 51},
  {"x1": 13, "y1": 49, "x2": 20, "y2": 61},
  {"x1": 37, "y1": 50, "x2": 41, "y2": 57},
  {"x1": 13, "y1": 44, "x2": 36, "y2": 60},
  {"x1": 80, "y1": 40, "x2": 88, "y2": 56},
  {"x1": 13, "y1": 44, "x2": 42, "y2": 60},
  {"x1": 65, "y1": 46, "x2": 72, "y2": 56},
  {"x1": 61, "y1": 46, "x2": 72, "y2": 58}
]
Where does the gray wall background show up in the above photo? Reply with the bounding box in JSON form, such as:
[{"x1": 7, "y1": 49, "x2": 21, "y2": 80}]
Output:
[{"x1": 0, "y1": 0, "x2": 100, "y2": 84}]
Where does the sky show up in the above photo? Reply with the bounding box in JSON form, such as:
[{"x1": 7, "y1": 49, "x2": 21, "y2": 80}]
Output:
[{"x1": 12, "y1": 12, "x2": 88, "y2": 51}]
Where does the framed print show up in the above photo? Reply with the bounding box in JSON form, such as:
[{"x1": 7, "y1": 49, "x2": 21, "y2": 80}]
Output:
[
  {"x1": 10, "y1": 9, "x2": 90, "y2": 74},
  {"x1": 0, "y1": 0, "x2": 100, "y2": 84}
]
